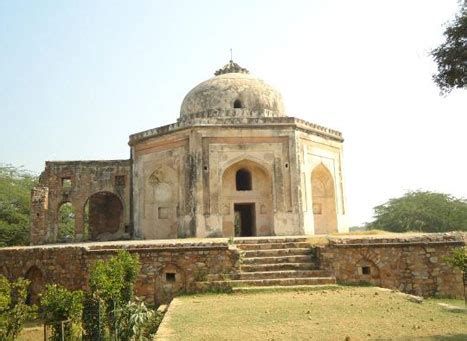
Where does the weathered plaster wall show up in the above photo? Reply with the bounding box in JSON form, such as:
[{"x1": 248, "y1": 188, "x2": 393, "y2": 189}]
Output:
[
  {"x1": 132, "y1": 134, "x2": 189, "y2": 239},
  {"x1": 30, "y1": 161, "x2": 131, "y2": 245},
  {"x1": 297, "y1": 130, "x2": 347, "y2": 235},
  {"x1": 318, "y1": 233, "x2": 465, "y2": 298},
  {"x1": 131, "y1": 123, "x2": 307, "y2": 238}
]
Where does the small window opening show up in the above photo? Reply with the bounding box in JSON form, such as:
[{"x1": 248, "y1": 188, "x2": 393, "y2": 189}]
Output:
[
  {"x1": 166, "y1": 272, "x2": 176, "y2": 282},
  {"x1": 115, "y1": 175, "x2": 125, "y2": 186},
  {"x1": 62, "y1": 177, "x2": 72, "y2": 189},
  {"x1": 285, "y1": 163, "x2": 289, "y2": 168},
  {"x1": 204, "y1": 166, "x2": 208, "y2": 171},
  {"x1": 236, "y1": 169, "x2": 252, "y2": 191},
  {"x1": 362, "y1": 266, "x2": 371, "y2": 275},
  {"x1": 233, "y1": 99, "x2": 243, "y2": 109}
]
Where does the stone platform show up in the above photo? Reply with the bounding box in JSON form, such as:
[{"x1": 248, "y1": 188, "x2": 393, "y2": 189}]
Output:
[{"x1": 0, "y1": 232, "x2": 464, "y2": 303}]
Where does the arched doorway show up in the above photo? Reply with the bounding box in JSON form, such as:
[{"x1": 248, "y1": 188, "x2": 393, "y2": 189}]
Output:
[
  {"x1": 25, "y1": 266, "x2": 45, "y2": 305},
  {"x1": 57, "y1": 202, "x2": 76, "y2": 242},
  {"x1": 311, "y1": 164, "x2": 337, "y2": 234},
  {"x1": 221, "y1": 160, "x2": 273, "y2": 237},
  {"x1": 84, "y1": 192, "x2": 123, "y2": 241}
]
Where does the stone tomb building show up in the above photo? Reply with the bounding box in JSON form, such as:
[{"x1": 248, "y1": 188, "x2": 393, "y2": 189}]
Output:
[{"x1": 30, "y1": 61, "x2": 347, "y2": 245}]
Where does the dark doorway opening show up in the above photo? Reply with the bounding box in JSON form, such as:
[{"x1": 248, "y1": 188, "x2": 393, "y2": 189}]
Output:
[{"x1": 234, "y1": 203, "x2": 255, "y2": 237}]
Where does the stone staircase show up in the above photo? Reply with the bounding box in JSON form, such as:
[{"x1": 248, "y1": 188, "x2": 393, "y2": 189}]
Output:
[{"x1": 197, "y1": 237, "x2": 336, "y2": 291}]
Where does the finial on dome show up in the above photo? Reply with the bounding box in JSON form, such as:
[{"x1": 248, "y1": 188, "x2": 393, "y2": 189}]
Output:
[{"x1": 214, "y1": 59, "x2": 249, "y2": 76}]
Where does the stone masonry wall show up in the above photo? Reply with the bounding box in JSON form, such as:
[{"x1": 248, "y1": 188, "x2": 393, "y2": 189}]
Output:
[
  {"x1": 0, "y1": 233, "x2": 464, "y2": 305},
  {"x1": 318, "y1": 233, "x2": 465, "y2": 298},
  {"x1": 31, "y1": 160, "x2": 131, "y2": 245},
  {"x1": 0, "y1": 240, "x2": 239, "y2": 305}
]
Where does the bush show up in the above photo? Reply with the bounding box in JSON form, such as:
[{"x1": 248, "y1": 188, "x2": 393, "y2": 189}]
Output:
[
  {"x1": 115, "y1": 298, "x2": 157, "y2": 341},
  {"x1": 88, "y1": 250, "x2": 141, "y2": 337},
  {"x1": 0, "y1": 276, "x2": 37, "y2": 340},
  {"x1": 443, "y1": 247, "x2": 466, "y2": 271},
  {"x1": 40, "y1": 284, "x2": 83, "y2": 340},
  {"x1": 82, "y1": 292, "x2": 106, "y2": 340}
]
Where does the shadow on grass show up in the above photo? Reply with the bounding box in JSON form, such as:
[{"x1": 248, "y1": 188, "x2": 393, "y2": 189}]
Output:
[
  {"x1": 409, "y1": 335, "x2": 467, "y2": 341},
  {"x1": 377, "y1": 335, "x2": 467, "y2": 341}
]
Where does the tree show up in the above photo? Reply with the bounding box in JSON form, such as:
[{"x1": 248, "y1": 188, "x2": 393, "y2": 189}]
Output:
[
  {"x1": 0, "y1": 165, "x2": 37, "y2": 247},
  {"x1": 367, "y1": 190, "x2": 467, "y2": 232},
  {"x1": 431, "y1": 3, "x2": 467, "y2": 94}
]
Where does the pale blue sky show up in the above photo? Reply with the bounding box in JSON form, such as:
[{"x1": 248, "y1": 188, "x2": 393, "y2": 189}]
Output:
[{"x1": 1, "y1": 0, "x2": 465, "y2": 226}]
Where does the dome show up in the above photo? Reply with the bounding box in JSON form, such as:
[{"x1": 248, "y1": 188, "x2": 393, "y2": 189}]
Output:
[{"x1": 179, "y1": 61, "x2": 285, "y2": 119}]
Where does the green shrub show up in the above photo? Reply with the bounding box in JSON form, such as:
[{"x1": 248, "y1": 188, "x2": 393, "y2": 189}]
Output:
[
  {"x1": 88, "y1": 250, "x2": 141, "y2": 337},
  {"x1": 0, "y1": 276, "x2": 37, "y2": 340},
  {"x1": 443, "y1": 247, "x2": 466, "y2": 271},
  {"x1": 40, "y1": 284, "x2": 83, "y2": 340},
  {"x1": 115, "y1": 298, "x2": 156, "y2": 341},
  {"x1": 141, "y1": 309, "x2": 164, "y2": 339},
  {"x1": 82, "y1": 292, "x2": 106, "y2": 340}
]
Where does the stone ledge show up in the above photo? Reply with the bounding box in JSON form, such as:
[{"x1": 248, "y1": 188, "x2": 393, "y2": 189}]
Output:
[
  {"x1": 128, "y1": 116, "x2": 343, "y2": 145},
  {"x1": 0, "y1": 238, "x2": 231, "y2": 251},
  {"x1": 327, "y1": 232, "x2": 465, "y2": 246},
  {"x1": 86, "y1": 245, "x2": 230, "y2": 254}
]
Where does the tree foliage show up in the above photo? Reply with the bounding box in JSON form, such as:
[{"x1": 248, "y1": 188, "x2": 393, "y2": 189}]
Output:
[
  {"x1": 57, "y1": 203, "x2": 76, "y2": 242},
  {"x1": 0, "y1": 276, "x2": 37, "y2": 340},
  {"x1": 0, "y1": 165, "x2": 37, "y2": 247},
  {"x1": 367, "y1": 190, "x2": 467, "y2": 232},
  {"x1": 431, "y1": 4, "x2": 467, "y2": 94}
]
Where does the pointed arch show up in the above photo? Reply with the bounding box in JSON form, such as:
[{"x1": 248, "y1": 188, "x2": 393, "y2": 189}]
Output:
[
  {"x1": 311, "y1": 163, "x2": 337, "y2": 234},
  {"x1": 221, "y1": 158, "x2": 273, "y2": 237},
  {"x1": 25, "y1": 266, "x2": 45, "y2": 305}
]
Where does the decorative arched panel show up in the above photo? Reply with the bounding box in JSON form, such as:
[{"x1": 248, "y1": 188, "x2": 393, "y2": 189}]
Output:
[{"x1": 311, "y1": 164, "x2": 337, "y2": 234}]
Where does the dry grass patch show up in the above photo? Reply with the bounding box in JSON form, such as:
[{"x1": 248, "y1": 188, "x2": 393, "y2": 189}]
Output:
[{"x1": 162, "y1": 287, "x2": 467, "y2": 340}]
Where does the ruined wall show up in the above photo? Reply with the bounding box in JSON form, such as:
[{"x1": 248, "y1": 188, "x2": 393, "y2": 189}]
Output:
[
  {"x1": 30, "y1": 160, "x2": 131, "y2": 245},
  {"x1": 0, "y1": 240, "x2": 238, "y2": 305},
  {"x1": 318, "y1": 233, "x2": 465, "y2": 298}
]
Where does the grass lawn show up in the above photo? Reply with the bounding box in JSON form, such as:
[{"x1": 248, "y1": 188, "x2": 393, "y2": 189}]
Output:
[{"x1": 159, "y1": 286, "x2": 467, "y2": 340}]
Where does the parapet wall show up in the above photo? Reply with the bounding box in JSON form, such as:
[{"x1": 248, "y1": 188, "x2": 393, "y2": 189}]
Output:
[
  {"x1": 0, "y1": 240, "x2": 239, "y2": 305},
  {"x1": 0, "y1": 233, "x2": 464, "y2": 305},
  {"x1": 318, "y1": 232, "x2": 465, "y2": 298}
]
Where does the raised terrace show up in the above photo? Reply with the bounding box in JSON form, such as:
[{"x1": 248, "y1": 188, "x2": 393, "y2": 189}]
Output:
[{"x1": 0, "y1": 232, "x2": 464, "y2": 304}]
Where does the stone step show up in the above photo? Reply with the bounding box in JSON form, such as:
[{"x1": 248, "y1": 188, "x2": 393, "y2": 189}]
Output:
[
  {"x1": 241, "y1": 262, "x2": 317, "y2": 272},
  {"x1": 234, "y1": 237, "x2": 309, "y2": 245},
  {"x1": 242, "y1": 255, "x2": 312, "y2": 265},
  {"x1": 237, "y1": 242, "x2": 311, "y2": 250},
  {"x1": 232, "y1": 284, "x2": 339, "y2": 293},
  {"x1": 207, "y1": 276, "x2": 337, "y2": 287},
  {"x1": 242, "y1": 248, "x2": 312, "y2": 258},
  {"x1": 207, "y1": 270, "x2": 331, "y2": 281}
]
